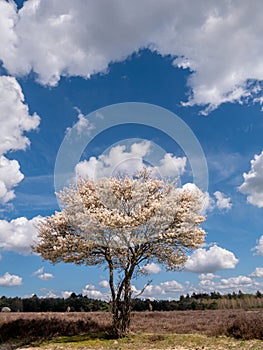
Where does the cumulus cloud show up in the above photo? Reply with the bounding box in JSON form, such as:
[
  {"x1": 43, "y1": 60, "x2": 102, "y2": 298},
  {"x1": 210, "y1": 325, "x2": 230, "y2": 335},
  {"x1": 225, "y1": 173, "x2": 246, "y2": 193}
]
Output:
[
  {"x1": 39, "y1": 289, "x2": 58, "y2": 298},
  {"x1": 250, "y1": 267, "x2": 263, "y2": 278},
  {"x1": 0, "y1": 272, "x2": 22, "y2": 287},
  {"x1": 253, "y1": 235, "x2": 263, "y2": 255},
  {"x1": 160, "y1": 280, "x2": 184, "y2": 293},
  {"x1": 152, "y1": 154, "x2": 187, "y2": 178},
  {"x1": 140, "y1": 263, "x2": 161, "y2": 275},
  {"x1": 199, "y1": 279, "x2": 216, "y2": 289},
  {"x1": 61, "y1": 291, "x2": 73, "y2": 299},
  {"x1": 213, "y1": 191, "x2": 232, "y2": 211},
  {"x1": 32, "y1": 267, "x2": 54, "y2": 280},
  {"x1": 38, "y1": 273, "x2": 54, "y2": 280},
  {"x1": 205, "y1": 191, "x2": 232, "y2": 212},
  {"x1": 76, "y1": 142, "x2": 150, "y2": 179},
  {"x1": 0, "y1": 156, "x2": 24, "y2": 204},
  {"x1": 141, "y1": 284, "x2": 164, "y2": 298},
  {"x1": 239, "y1": 151, "x2": 263, "y2": 207},
  {"x1": 0, "y1": 76, "x2": 40, "y2": 154},
  {"x1": 198, "y1": 274, "x2": 261, "y2": 293},
  {"x1": 82, "y1": 279, "x2": 184, "y2": 300},
  {"x1": 141, "y1": 280, "x2": 184, "y2": 298},
  {"x1": 198, "y1": 273, "x2": 220, "y2": 280},
  {"x1": 99, "y1": 280, "x2": 109, "y2": 288},
  {"x1": 82, "y1": 284, "x2": 106, "y2": 299},
  {"x1": 75, "y1": 141, "x2": 186, "y2": 180},
  {"x1": 219, "y1": 276, "x2": 254, "y2": 290},
  {"x1": 66, "y1": 109, "x2": 94, "y2": 137},
  {"x1": 184, "y1": 245, "x2": 239, "y2": 273},
  {"x1": 0, "y1": 75, "x2": 40, "y2": 204},
  {"x1": 1, "y1": 1, "x2": 263, "y2": 111},
  {"x1": 0, "y1": 216, "x2": 42, "y2": 254}
]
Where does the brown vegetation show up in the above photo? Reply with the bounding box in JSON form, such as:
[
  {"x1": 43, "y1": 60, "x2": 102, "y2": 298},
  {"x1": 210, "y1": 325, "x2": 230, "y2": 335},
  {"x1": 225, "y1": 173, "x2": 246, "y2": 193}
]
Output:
[{"x1": 0, "y1": 309, "x2": 262, "y2": 348}]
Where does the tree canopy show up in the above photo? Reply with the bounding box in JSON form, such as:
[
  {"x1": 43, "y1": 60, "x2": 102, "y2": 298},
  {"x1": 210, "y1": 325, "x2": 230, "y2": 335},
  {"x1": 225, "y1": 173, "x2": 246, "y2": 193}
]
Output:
[{"x1": 33, "y1": 170, "x2": 206, "y2": 337}]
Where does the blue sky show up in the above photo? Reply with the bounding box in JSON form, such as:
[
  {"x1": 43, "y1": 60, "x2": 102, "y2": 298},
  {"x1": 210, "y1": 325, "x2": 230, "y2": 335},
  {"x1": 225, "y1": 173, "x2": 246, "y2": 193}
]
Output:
[{"x1": 0, "y1": 0, "x2": 262, "y2": 300}]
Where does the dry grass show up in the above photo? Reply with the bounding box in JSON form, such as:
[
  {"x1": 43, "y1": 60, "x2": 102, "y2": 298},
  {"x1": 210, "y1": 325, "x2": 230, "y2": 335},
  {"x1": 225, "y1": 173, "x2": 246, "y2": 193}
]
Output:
[
  {"x1": 131, "y1": 309, "x2": 263, "y2": 337},
  {"x1": 0, "y1": 311, "x2": 111, "y2": 327},
  {"x1": 1, "y1": 309, "x2": 262, "y2": 335},
  {"x1": 0, "y1": 309, "x2": 262, "y2": 349}
]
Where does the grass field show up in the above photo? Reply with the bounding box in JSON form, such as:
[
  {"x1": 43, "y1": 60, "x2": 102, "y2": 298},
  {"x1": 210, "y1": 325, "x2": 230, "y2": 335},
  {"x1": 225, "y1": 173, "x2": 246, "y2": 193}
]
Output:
[
  {"x1": 0, "y1": 309, "x2": 262, "y2": 349},
  {"x1": 16, "y1": 333, "x2": 263, "y2": 350}
]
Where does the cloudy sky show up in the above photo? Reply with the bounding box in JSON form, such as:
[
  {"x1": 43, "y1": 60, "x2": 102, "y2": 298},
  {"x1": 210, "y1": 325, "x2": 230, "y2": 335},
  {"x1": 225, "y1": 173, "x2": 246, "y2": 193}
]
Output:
[{"x1": 0, "y1": 0, "x2": 263, "y2": 300}]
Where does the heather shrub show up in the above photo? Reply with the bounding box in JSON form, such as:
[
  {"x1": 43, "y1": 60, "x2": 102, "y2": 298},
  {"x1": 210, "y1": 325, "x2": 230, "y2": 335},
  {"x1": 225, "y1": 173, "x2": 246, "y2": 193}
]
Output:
[
  {"x1": 0, "y1": 317, "x2": 110, "y2": 344},
  {"x1": 226, "y1": 314, "x2": 263, "y2": 340},
  {"x1": 212, "y1": 311, "x2": 263, "y2": 340}
]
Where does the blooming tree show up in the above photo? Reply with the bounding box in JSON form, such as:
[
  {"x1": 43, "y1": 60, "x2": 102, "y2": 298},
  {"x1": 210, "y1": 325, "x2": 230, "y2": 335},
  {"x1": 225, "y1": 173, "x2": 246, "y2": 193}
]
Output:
[{"x1": 33, "y1": 170, "x2": 206, "y2": 337}]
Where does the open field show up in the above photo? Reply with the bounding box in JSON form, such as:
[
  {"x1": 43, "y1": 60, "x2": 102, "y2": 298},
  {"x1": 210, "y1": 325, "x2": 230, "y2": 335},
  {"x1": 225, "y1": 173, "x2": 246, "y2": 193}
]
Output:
[
  {"x1": 0, "y1": 310, "x2": 262, "y2": 349},
  {"x1": 16, "y1": 333, "x2": 263, "y2": 350}
]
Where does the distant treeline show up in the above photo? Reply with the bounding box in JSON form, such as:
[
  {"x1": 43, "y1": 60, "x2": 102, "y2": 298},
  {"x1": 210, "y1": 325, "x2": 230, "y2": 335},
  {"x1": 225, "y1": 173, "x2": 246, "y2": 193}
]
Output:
[
  {"x1": 0, "y1": 293, "x2": 109, "y2": 312},
  {"x1": 1, "y1": 291, "x2": 262, "y2": 312},
  {"x1": 132, "y1": 290, "x2": 263, "y2": 311}
]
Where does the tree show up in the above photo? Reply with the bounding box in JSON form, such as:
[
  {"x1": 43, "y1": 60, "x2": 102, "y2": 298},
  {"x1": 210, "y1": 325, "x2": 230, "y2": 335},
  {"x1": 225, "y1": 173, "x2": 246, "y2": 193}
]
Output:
[{"x1": 33, "y1": 170, "x2": 206, "y2": 338}]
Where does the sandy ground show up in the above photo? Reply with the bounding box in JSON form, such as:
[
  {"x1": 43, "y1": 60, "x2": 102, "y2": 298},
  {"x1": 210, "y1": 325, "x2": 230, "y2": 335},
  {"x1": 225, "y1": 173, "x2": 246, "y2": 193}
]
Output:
[{"x1": 17, "y1": 348, "x2": 194, "y2": 350}]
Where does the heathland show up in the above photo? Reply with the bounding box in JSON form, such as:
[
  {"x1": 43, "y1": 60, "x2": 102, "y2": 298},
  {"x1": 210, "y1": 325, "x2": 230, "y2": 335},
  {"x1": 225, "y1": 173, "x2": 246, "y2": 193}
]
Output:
[{"x1": 0, "y1": 293, "x2": 262, "y2": 349}]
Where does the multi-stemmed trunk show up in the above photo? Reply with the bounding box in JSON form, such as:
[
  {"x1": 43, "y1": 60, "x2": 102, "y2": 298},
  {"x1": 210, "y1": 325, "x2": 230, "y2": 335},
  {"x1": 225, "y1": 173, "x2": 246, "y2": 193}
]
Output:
[
  {"x1": 111, "y1": 282, "x2": 132, "y2": 338},
  {"x1": 106, "y1": 252, "x2": 135, "y2": 338}
]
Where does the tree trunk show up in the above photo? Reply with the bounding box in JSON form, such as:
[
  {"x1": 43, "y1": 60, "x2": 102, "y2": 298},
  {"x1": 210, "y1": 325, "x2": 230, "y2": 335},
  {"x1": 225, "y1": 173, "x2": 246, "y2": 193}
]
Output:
[
  {"x1": 111, "y1": 283, "x2": 132, "y2": 338},
  {"x1": 107, "y1": 252, "x2": 137, "y2": 338},
  {"x1": 110, "y1": 272, "x2": 133, "y2": 338}
]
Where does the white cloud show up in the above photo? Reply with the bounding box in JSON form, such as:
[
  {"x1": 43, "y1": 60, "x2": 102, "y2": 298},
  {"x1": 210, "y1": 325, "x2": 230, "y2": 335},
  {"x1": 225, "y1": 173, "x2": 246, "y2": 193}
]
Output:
[
  {"x1": 213, "y1": 191, "x2": 232, "y2": 211},
  {"x1": 0, "y1": 75, "x2": 40, "y2": 204},
  {"x1": 39, "y1": 289, "x2": 58, "y2": 298},
  {"x1": 185, "y1": 245, "x2": 239, "y2": 273},
  {"x1": 1, "y1": 1, "x2": 263, "y2": 111},
  {"x1": 152, "y1": 154, "x2": 187, "y2": 178},
  {"x1": 99, "y1": 280, "x2": 109, "y2": 289},
  {"x1": 82, "y1": 284, "x2": 106, "y2": 299},
  {"x1": 0, "y1": 76, "x2": 40, "y2": 154},
  {"x1": 198, "y1": 273, "x2": 220, "y2": 280},
  {"x1": 253, "y1": 235, "x2": 263, "y2": 255},
  {"x1": 76, "y1": 142, "x2": 151, "y2": 179},
  {"x1": 142, "y1": 284, "x2": 164, "y2": 298},
  {"x1": 250, "y1": 267, "x2": 263, "y2": 278},
  {"x1": 32, "y1": 267, "x2": 44, "y2": 276},
  {"x1": 206, "y1": 191, "x2": 232, "y2": 212},
  {"x1": 198, "y1": 274, "x2": 262, "y2": 294},
  {"x1": 141, "y1": 280, "x2": 184, "y2": 298},
  {"x1": 66, "y1": 109, "x2": 94, "y2": 137},
  {"x1": 0, "y1": 216, "x2": 42, "y2": 254},
  {"x1": 0, "y1": 156, "x2": 24, "y2": 204},
  {"x1": 140, "y1": 263, "x2": 161, "y2": 275},
  {"x1": 75, "y1": 141, "x2": 186, "y2": 180},
  {"x1": 239, "y1": 151, "x2": 263, "y2": 207},
  {"x1": 160, "y1": 280, "x2": 184, "y2": 293},
  {"x1": 0, "y1": 272, "x2": 22, "y2": 287},
  {"x1": 83, "y1": 284, "x2": 95, "y2": 291},
  {"x1": 61, "y1": 291, "x2": 73, "y2": 299},
  {"x1": 0, "y1": 1, "x2": 17, "y2": 72},
  {"x1": 199, "y1": 279, "x2": 216, "y2": 289},
  {"x1": 38, "y1": 273, "x2": 54, "y2": 280},
  {"x1": 220, "y1": 276, "x2": 254, "y2": 290},
  {"x1": 32, "y1": 267, "x2": 55, "y2": 281}
]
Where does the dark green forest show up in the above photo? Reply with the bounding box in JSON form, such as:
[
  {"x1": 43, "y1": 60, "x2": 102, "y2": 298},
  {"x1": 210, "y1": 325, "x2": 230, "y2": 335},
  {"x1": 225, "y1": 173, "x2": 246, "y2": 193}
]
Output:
[{"x1": 1, "y1": 291, "x2": 262, "y2": 312}]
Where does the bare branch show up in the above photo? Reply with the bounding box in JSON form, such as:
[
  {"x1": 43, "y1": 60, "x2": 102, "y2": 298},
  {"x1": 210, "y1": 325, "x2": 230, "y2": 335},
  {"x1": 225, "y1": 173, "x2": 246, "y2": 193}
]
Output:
[{"x1": 133, "y1": 279, "x2": 153, "y2": 298}]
